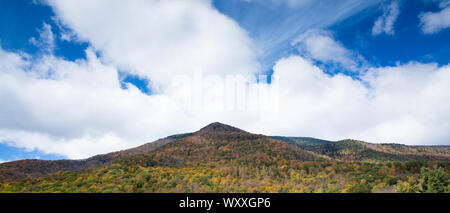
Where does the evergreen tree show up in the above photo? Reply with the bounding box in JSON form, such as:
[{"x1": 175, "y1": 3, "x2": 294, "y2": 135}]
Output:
[{"x1": 420, "y1": 167, "x2": 449, "y2": 193}]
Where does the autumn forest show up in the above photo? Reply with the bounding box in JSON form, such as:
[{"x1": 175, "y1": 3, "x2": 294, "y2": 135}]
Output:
[{"x1": 0, "y1": 123, "x2": 448, "y2": 193}]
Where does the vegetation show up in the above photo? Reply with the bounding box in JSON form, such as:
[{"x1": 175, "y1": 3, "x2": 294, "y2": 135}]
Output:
[
  {"x1": 269, "y1": 136, "x2": 332, "y2": 146},
  {"x1": 0, "y1": 123, "x2": 448, "y2": 193},
  {"x1": 303, "y1": 139, "x2": 450, "y2": 162},
  {"x1": 2, "y1": 160, "x2": 448, "y2": 193},
  {"x1": 420, "y1": 167, "x2": 449, "y2": 193},
  {"x1": 395, "y1": 177, "x2": 419, "y2": 193}
]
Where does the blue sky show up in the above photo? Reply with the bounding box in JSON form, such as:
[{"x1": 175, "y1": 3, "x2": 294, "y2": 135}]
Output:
[
  {"x1": 0, "y1": 0, "x2": 88, "y2": 61},
  {"x1": 0, "y1": 143, "x2": 64, "y2": 162},
  {"x1": 0, "y1": 0, "x2": 450, "y2": 161},
  {"x1": 331, "y1": 0, "x2": 450, "y2": 67}
]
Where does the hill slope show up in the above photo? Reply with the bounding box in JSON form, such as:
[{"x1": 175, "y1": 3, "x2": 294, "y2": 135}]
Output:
[
  {"x1": 270, "y1": 136, "x2": 333, "y2": 146},
  {"x1": 0, "y1": 122, "x2": 448, "y2": 192},
  {"x1": 0, "y1": 133, "x2": 191, "y2": 182},
  {"x1": 302, "y1": 139, "x2": 450, "y2": 161},
  {"x1": 0, "y1": 123, "x2": 324, "y2": 182},
  {"x1": 123, "y1": 123, "x2": 323, "y2": 168}
]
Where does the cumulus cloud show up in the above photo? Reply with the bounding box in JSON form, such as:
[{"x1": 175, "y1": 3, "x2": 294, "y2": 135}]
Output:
[
  {"x1": 0, "y1": 48, "x2": 169, "y2": 158},
  {"x1": 0, "y1": 0, "x2": 263, "y2": 159},
  {"x1": 45, "y1": 0, "x2": 259, "y2": 92},
  {"x1": 419, "y1": 4, "x2": 450, "y2": 34},
  {"x1": 292, "y1": 29, "x2": 366, "y2": 72},
  {"x1": 0, "y1": 45, "x2": 274, "y2": 159},
  {"x1": 372, "y1": 1, "x2": 400, "y2": 36},
  {"x1": 252, "y1": 56, "x2": 450, "y2": 145}
]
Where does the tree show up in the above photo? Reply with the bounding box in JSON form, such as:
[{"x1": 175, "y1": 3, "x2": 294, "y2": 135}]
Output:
[
  {"x1": 395, "y1": 176, "x2": 419, "y2": 193},
  {"x1": 420, "y1": 167, "x2": 449, "y2": 193},
  {"x1": 347, "y1": 183, "x2": 371, "y2": 193}
]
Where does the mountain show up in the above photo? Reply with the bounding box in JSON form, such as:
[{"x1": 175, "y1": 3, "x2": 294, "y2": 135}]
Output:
[
  {"x1": 0, "y1": 133, "x2": 191, "y2": 182},
  {"x1": 0, "y1": 123, "x2": 323, "y2": 182},
  {"x1": 120, "y1": 122, "x2": 323, "y2": 168},
  {"x1": 196, "y1": 122, "x2": 248, "y2": 135},
  {"x1": 0, "y1": 122, "x2": 449, "y2": 193},
  {"x1": 302, "y1": 139, "x2": 450, "y2": 162}
]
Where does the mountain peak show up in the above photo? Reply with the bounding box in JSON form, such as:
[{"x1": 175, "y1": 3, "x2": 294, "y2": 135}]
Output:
[{"x1": 195, "y1": 122, "x2": 247, "y2": 135}]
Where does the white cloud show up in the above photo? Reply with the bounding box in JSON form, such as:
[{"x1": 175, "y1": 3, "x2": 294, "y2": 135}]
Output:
[
  {"x1": 0, "y1": 0, "x2": 263, "y2": 159},
  {"x1": 29, "y1": 22, "x2": 55, "y2": 53},
  {"x1": 419, "y1": 5, "x2": 450, "y2": 34},
  {"x1": 0, "y1": 47, "x2": 198, "y2": 159},
  {"x1": 45, "y1": 0, "x2": 259, "y2": 92},
  {"x1": 51, "y1": 17, "x2": 77, "y2": 42},
  {"x1": 236, "y1": 0, "x2": 383, "y2": 71},
  {"x1": 251, "y1": 56, "x2": 450, "y2": 145},
  {"x1": 292, "y1": 29, "x2": 366, "y2": 72},
  {"x1": 372, "y1": 1, "x2": 400, "y2": 36}
]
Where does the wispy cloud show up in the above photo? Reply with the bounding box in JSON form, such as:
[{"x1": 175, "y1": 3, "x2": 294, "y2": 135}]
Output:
[
  {"x1": 29, "y1": 22, "x2": 55, "y2": 53},
  {"x1": 242, "y1": 0, "x2": 313, "y2": 8},
  {"x1": 220, "y1": 0, "x2": 384, "y2": 71},
  {"x1": 372, "y1": 1, "x2": 400, "y2": 36}
]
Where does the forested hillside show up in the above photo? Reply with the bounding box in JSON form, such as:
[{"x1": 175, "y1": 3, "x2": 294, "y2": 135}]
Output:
[
  {"x1": 0, "y1": 123, "x2": 448, "y2": 193},
  {"x1": 302, "y1": 139, "x2": 450, "y2": 162}
]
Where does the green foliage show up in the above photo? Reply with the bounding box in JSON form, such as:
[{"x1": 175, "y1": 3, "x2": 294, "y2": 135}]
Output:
[
  {"x1": 270, "y1": 136, "x2": 332, "y2": 146},
  {"x1": 388, "y1": 177, "x2": 401, "y2": 185},
  {"x1": 420, "y1": 167, "x2": 449, "y2": 193},
  {"x1": 347, "y1": 183, "x2": 372, "y2": 193},
  {"x1": 395, "y1": 177, "x2": 419, "y2": 193}
]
